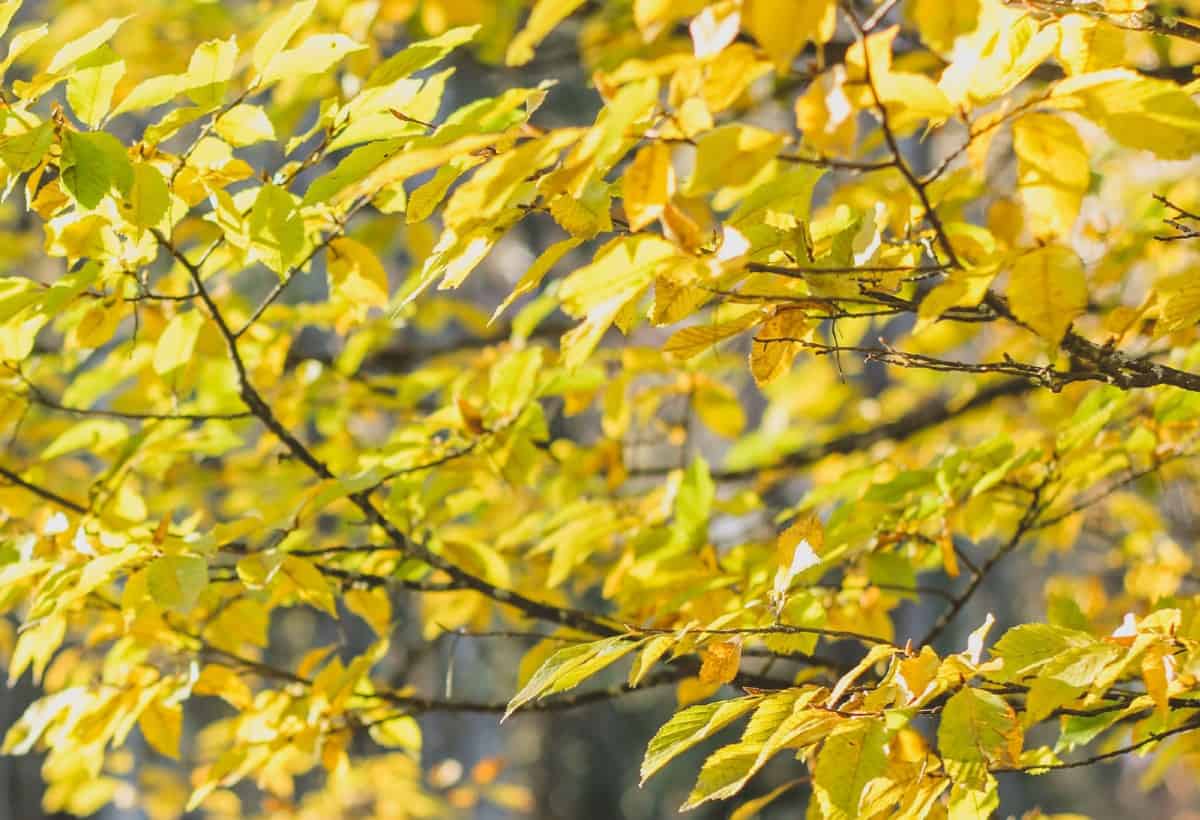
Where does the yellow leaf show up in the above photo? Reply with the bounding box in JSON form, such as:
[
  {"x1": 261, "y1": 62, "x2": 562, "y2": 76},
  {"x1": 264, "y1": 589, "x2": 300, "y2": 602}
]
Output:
[
  {"x1": 622, "y1": 142, "x2": 673, "y2": 231},
  {"x1": 939, "y1": 519, "x2": 960, "y2": 579},
  {"x1": 663, "y1": 309, "x2": 761, "y2": 360},
  {"x1": 370, "y1": 715, "x2": 422, "y2": 751},
  {"x1": 629, "y1": 635, "x2": 676, "y2": 687},
  {"x1": 146, "y1": 553, "x2": 209, "y2": 611},
  {"x1": 749, "y1": 308, "x2": 807, "y2": 386},
  {"x1": 698, "y1": 640, "x2": 741, "y2": 684},
  {"x1": 795, "y1": 69, "x2": 857, "y2": 157},
  {"x1": 632, "y1": 0, "x2": 702, "y2": 41},
  {"x1": 278, "y1": 555, "x2": 339, "y2": 617},
  {"x1": 1012, "y1": 113, "x2": 1088, "y2": 240},
  {"x1": 558, "y1": 235, "x2": 677, "y2": 366},
  {"x1": 1057, "y1": 14, "x2": 1125, "y2": 75},
  {"x1": 8, "y1": 614, "x2": 66, "y2": 685},
  {"x1": 214, "y1": 104, "x2": 276, "y2": 147},
  {"x1": 338, "y1": 133, "x2": 509, "y2": 208},
  {"x1": 694, "y1": 382, "x2": 745, "y2": 438},
  {"x1": 185, "y1": 37, "x2": 238, "y2": 107},
  {"x1": 328, "y1": 236, "x2": 389, "y2": 309},
  {"x1": 651, "y1": 257, "x2": 710, "y2": 325},
  {"x1": 491, "y1": 236, "x2": 584, "y2": 323},
  {"x1": 777, "y1": 512, "x2": 824, "y2": 566},
  {"x1": 1155, "y1": 272, "x2": 1200, "y2": 333},
  {"x1": 702, "y1": 42, "x2": 772, "y2": 113},
  {"x1": 139, "y1": 699, "x2": 182, "y2": 759},
  {"x1": 1141, "y1": 644, "x2": 1172, "y2": 717},
  {"x1": 906, "y1": 0, "x2": 980, "y2": 52},
  {"x1": 345, "y1": 587, "x2": 392, "y2": 637},
  {"x1": 743, "y1": 0, "x2": 835, "y2": 71},
  {"x1": 193, "y1": 665, "x2": 253, "y2": 709},
  {"x1": 72, "y1": 302, "x2": 124, "y2": 349},
  {"x1": 1052, "y1": 68, "x2": 1200, "y2": 160},
  {"x1": 686, "y1": 124, "x2": 782, "y2": 195},
  {"x1": 676, "y1": 675, "x2": 722, "y2": 707},
  {"x1": 1007, "y1": 245, "x2": 1087, "y2": 342},
  {"x1": 506, "y1": 0, "x2": 587, "y2": 66}
]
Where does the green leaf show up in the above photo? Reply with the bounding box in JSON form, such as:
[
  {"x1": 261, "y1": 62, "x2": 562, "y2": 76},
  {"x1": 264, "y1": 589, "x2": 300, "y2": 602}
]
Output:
[
  {"x1": 504, "y1": 637, "x2": 640, "y2": 721},
  {"x1": 123, "y1": 162, "x2": 171, "y2": 234},
  {"x1": 249, "y1": 183, "x2": 305, "y2": 276},
  {"x1": 640, "y1": 697, "x2": 762, "y2": 784},
  {"x1": 990, "y1": 623, "x2": 1096, "y2": 682},
  {"x1": 489, "y1": 347, "x2": 544, "y2": 421},
  {"x1": 938, "y1": 687, "x2": 1022, "y2": 767},
  {"x1": 147, "y1": 554, "x2": 209, "y2": 612},
  {"x1": 0, "y1": 119, "x2": 53, "y2": 174},
  {"x1": 680, "y1": 694, "x2": 827, "y2": 810},
  {"x1": 675, "y1": 457, "x2": 714, "y2": 547},
  {"x1": 41, "y1": 418, "x2": 128, "y2": 460},
  {"x1": 303, "y1": 139, "x2": 404, "y2": 205},
  {"x1": 61, "y1": 130, "x2": 134, "y2": 209},
  {"x1": 813, "y1": 719, "x2": 889, "y2": 819}
]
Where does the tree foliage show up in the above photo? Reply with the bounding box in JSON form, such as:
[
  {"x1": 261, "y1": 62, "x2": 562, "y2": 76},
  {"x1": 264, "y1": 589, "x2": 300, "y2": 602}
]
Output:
[{"x1": 4, "y1": 0, "x2": 1200, "y2": 816}]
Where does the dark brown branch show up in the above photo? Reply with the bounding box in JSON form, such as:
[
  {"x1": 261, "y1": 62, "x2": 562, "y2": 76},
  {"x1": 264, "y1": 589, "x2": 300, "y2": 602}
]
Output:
[
  {"x1": 992, "y1": 716, "x2": 1200, "y2": 773},
  {"x1": 844, "y1": 3, "x2": 962, "y2": 269},
  {"x1": 1014, "y1": 0, "x2": 1200, "y2": 45},
  {"x1": 646, "y1": 377, "x2": 1031, "y2": 483},
  {"x1": 0, "y1": 464, "x2": 88, "y2": 513},
  {"x1": 17, "y1": 388, "x2": 251, "y2": 422},
  {"x1": 919, "y1": 482, "x2": 1046, "y2": 647},
  {"x1": 153, "y1": 229, "x2": 625, "y2": 638}
]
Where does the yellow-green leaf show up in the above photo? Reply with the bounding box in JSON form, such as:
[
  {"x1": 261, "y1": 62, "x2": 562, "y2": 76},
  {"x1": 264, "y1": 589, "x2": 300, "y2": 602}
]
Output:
[
  {"x1": 252, "y1": 0, "x2": 316, "y2": 76},
  {"x1": 153, "y1": 310, "x2": 206, "y2": 375},
  {"x1": 1013, "y1": 113, "x2": 1088, "y2": 239},
  {"x1": 640, "y1": 697, "x2": 762, "y2": 784},
  {"x1": 328, "y1": 236, "x2": 389, "y2": 309},
  {"x1": 506, "y1": 0, "x2": 587, "y2": 66},
  {"x1": 146, "y1": 554, "x2": 209, "y2": 611},
  {"x1": 1007, "y1": 245, "x2": 1087, "y2": 342},
  {"x1": 46, "y1": 15, "x2": 129, "y2": 74},
  {"x1": 261, "y1": 34, "x2": 366, "y2": 86},
  {"x1": 214, "y1": 104, "x2": 275, "y2": 147}
]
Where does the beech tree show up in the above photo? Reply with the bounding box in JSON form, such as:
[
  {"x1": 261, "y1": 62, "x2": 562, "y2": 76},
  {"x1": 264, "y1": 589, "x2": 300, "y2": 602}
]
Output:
[{"x1": 7, "y1": 0, "x2": 1200, "y2": 816}]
